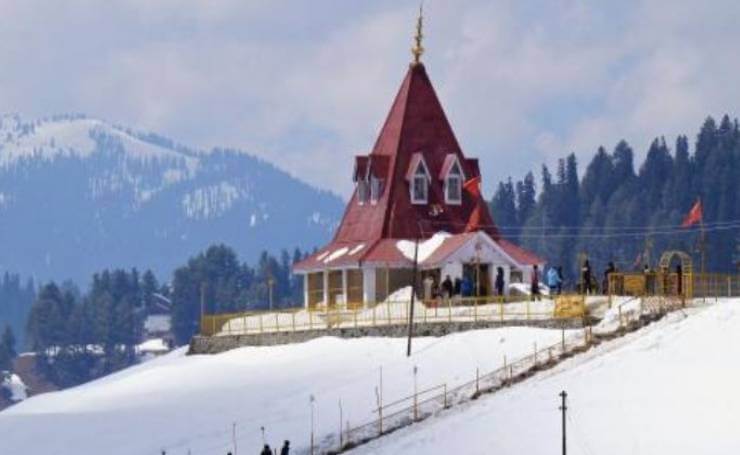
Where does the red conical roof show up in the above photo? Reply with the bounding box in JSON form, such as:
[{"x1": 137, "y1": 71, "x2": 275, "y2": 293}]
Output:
[{"x1": 333, "y1": 63, "x2": 499, "y2": 244}]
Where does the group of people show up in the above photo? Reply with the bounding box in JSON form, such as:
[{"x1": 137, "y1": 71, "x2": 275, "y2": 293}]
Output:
[
  {"x1": 224, "y1": 440, "x2": 289, "y2": 455},
  {"x1": 258, "y1": 441, "x2": 290, "y2": 455},
  {"x1": 529, "y1": 260, "x2": 619, "y2": 297}
]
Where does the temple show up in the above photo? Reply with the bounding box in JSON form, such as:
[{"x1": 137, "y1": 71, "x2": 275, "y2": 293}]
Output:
[{"x1": 293, "y1": 14, "x2": 543, "y2": 308}]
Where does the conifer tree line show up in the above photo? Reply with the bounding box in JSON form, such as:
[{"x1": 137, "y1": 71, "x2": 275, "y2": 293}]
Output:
[
  {"x1": 489, "y1": 115, "x2": 740, "y2": 283},
  {"x1": 4, "y1": 246, "x2": 306, "y2": 387}
]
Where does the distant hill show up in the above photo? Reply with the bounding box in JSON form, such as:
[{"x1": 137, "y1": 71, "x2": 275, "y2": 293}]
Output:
[{"x1": 0, "y1": 114, "x2": 343, "y2": 284}]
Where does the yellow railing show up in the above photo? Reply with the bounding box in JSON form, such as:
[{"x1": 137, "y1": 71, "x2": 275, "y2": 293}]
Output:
[
  {"x1": 199, "y1": 294, "x2": 590, "y2": 337},
  {"x1": 608, "y1": 272, "x2": 740, "y2": 299}
]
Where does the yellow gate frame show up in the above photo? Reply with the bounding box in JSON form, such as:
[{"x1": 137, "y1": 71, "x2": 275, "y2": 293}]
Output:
[{"x1": 657, "y1": 250, "x2": 693, "y2": 299}]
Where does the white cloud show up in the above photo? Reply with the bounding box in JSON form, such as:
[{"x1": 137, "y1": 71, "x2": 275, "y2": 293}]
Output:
[{"x1": 0, "y1": 0, "x2": 738, "y2": 197}]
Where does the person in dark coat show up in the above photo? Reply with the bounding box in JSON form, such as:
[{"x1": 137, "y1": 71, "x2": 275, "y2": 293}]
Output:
[
  {"x1": 603, "y1": 261, "x2": 616, "y2": 294},
  {"x1": 676, "y1": 264, "x2": 683, "y2": 296},
  {"x1": 280, "y1": 440, "x2": 290, "y2": 455},
  {"x1": 581, "y1": 260, "x2": 592, "y2": 294},
  {"x1": 441, "y1": 275, "x2": 453, "y2": 299},
  {"x1": 531, "y1": 265, "x2": 541, "y2": 301},
  {"x1": 453, "y1": 277, "x2": 462, "y2": 297},
  {"x1": 261, "y1": 444, "x2": 272, "y2": 455},
  {"x1": 556, "y1": 266, "x2": 564, "y2": 294},
  {"x1": 495, "y1": 267, "x2": 505, "y2": 298}
]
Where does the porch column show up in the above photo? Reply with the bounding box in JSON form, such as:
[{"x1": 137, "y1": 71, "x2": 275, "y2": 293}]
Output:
[
  {"x1": 323, "y1": 269, "x2": 329, "y2": 306},
  {"x1": 341, "y1": 268, "x2": 348, "y2": 309},
  {"x1": 303, "y1": 273, "x2": 309, "y2": 309},
  {"x1": 363, "y1": 267, "x2": 376, "y2": 306},
  {"x1": 504, "y1": 265, "x2": 511, "y2": 296}
]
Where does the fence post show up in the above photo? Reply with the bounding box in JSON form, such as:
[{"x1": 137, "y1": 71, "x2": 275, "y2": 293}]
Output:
[
  {"x1": 618, "y1": 305, "x2": 623, "y2": 330},
  {"x1": 275, "y1": 312, "x2": 279, "y2": 332},
  {"x1": 443, "y1": 383, "x2": 448, "y2": 408},
  {"x1": 448, "y1": 298, "x2": 452, "y2": 323},
  {"x1": 534, "y1": 342, "x2": 538, "y2": 366},
  {"x1": 561, "y1": 326, "x2": 565, "y2": 351},
  {"x1": 292, "y1": 312, "x2": 296, "y2": 332},
  {"x1": 243, "y1": 314, "x2": 247, "y2": 335},
  {"x1": 503, "y1": 355, "x2": 507, "y2": 384},
  {"x1": 729, "y1": 276, "x2": 732, "y2": 298},
  {"x1": 259, "y1": 313, "x2": 264, "y2": 334},
  {"x1": 499, "y1": 301, "x2": 504, "y2": 322},
  {"x1": 309, "y1": 309, "x2": 313, "y2": 330},
  {"x1": 475, "y1": 367, "x2": 480, "y2": 394},
  {"x1": 474, "y1": 297, "x2": 478, "y2": 322},
  {"x1": 526, "y1": 299, "x2": 530, "y2": 320}
]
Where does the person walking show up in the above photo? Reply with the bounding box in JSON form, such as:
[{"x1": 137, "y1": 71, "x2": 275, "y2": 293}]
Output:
[
  {"x1": 495, "y1": 267, "x2": 505, "y2": 298},
  {"x1": 441, "y1": 275, "x2": 453, "y2": 299},
  {"x1": 676, "y1": 264, "x2": 683, "y2": 296},
  {"x1": 261, "y1": 444, "x2": 272, "y2": 455},
  {"x1": 581, "y1": 260, "x2": 593, "y2": 294},
  {"x1": 556, "y1": 266, "x2": 564, "y2": 294},
  {"x1": 531, "y1": 265, "x2": 541, "y2": 301},
  {"x1": 603, "y1": 261, "x2": 616, "y2": 294},
  {"x1": 280, "y1": 440, "x2": 290, "y2": 455},
  {"x1": 546, "y1": 266, "x2": 560, "y2": 295}
]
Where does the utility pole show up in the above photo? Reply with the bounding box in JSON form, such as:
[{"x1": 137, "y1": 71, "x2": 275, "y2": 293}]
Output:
[
  {"x1": 559, "y1": 390, "x2": 568, "y2": 455},
  {"x1": 199, "y1": 282, "x2": 206, "y2": 333},
  {"x1": 406, "y1": 235, "x2": 420, "y2": 357},
  {"x1": 268, "y1": 277, "x2": 275, "y2": 311}
]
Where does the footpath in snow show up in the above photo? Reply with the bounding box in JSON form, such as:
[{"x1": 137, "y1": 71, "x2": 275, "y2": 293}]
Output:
[{"x1": 351, "y1": 298, "x2": 740, "y2": 455}]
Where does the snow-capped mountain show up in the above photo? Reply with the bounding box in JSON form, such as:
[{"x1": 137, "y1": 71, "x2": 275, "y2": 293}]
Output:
[{"x1": 0, "y1": 114, "x2": 343, "y2": 283}]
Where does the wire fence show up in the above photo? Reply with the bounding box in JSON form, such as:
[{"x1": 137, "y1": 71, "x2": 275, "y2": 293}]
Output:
[
  {"x1": 200, "y1": 296, "x2": 588, "y2": 337},
  {"x1": 327, "y1": 295, "x2": 686, "y2": 454}
]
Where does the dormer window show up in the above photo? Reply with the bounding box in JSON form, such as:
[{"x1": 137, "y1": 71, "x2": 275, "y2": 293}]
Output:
[
  {"x1": 440, "y1": 154, "x2": 466, "y2": 205},
  {"x1": 445, "y1": 161, "x2": 463, "y2": 204},
  {"x1": 411, "y1": 161, "x2": 429, "y2": 204}
]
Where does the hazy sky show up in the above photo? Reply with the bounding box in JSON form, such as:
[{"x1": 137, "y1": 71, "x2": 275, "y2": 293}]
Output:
[{"x1": 1, "y1": 0, "x2": 739, "y2": 197}]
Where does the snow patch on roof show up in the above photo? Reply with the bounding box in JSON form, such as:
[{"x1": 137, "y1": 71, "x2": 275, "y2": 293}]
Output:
[
  {"x1": 324, "y1": 247, "x2": 350, "y2": 264},
  {"x1": 396, "y1": 232, "x2": 451, "y2": 262},
  {"x1": 349, "y1": 243, "x2": 366, "y2": 256}
]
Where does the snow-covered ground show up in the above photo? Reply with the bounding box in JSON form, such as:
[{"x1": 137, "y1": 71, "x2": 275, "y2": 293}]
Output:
[
  {"x1": 351, "y1": 297, "x2": 740, "y2": 455},
  {"x1": 0, "y1": 326, "x2": 574, "y2": 455}
]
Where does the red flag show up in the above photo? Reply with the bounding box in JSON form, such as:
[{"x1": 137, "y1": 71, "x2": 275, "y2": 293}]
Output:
[
  {"x1": 681, "y1": 199, "x2": 703, "y2": 228},
  {"x1": 463, "y1": 177, "x2": 483, "y2": 232},
  {"x1": 463, "y1": 176, "x2": 481, "y2": 198}
]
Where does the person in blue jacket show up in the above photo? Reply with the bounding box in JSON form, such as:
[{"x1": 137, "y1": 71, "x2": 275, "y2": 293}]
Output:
[{"x1": 546, "y1": 266, "x2": 562, "y2": 295}]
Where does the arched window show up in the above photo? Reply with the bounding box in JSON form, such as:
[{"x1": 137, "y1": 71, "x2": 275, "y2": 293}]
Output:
[
  {"x1": 445, "y1": 161, "x2": 463, "y2": 204},
  {"x1": 411, "y1": 161, "x2": 429, "y2": 204}
]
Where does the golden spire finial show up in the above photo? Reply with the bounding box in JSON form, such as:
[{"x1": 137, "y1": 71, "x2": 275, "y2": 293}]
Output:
[{"x1": 411, "y1": 3, "x2": 424, "y2": 65}]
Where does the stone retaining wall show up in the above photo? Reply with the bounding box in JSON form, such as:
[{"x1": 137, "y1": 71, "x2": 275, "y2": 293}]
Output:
[{"x1": 188, "y1": 318, "x2": 587, "y2": 355}]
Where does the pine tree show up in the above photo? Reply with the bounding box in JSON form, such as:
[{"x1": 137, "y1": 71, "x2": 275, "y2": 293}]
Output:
[{"x1": 0, "y1": 325, "x2": 17, "y2": 372}]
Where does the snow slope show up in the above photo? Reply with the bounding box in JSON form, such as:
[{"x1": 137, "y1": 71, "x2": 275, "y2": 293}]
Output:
[
  {"x1": 0, "y1": 326, "x2": 573, "y2": 455},
  {"x1": 351, "y1": 298, "x2": 740, "y2": 455}
]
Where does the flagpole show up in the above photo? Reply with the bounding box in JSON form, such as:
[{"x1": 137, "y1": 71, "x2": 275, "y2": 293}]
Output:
[{"x1": 699, "y1": 197, "x2": 706, "y2": 301}]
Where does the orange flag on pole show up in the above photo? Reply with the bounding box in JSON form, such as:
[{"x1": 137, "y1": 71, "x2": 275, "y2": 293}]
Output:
[
  {"x1": 681, "y1": 199, "x2": 703, "y2": 228},
  {"x1": 464, "y1": 176, "x2": 483, "y2": 232},
  {"x1": 463, "y1": 176, "x2": 482, "y2": 198}
]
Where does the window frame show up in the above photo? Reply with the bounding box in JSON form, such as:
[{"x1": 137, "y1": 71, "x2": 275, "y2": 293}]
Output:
[
  {"x1": 410, "y1": 159, "x2": 430, "y2": 205},
  {"x1": 444, "y1": 160, "x2": 464, "y2": 205}
]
